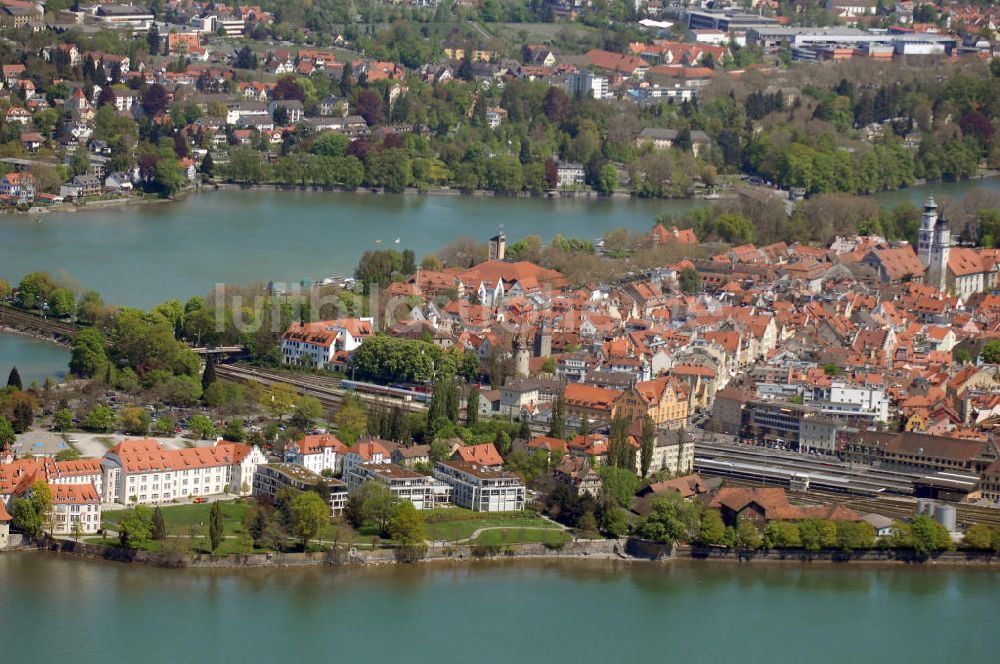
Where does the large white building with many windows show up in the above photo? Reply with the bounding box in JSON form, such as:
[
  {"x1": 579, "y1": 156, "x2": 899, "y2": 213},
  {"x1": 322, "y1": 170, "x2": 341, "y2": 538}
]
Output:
[
  {"x1": 281, "y1": 318, "x2": 374, "y2": 369},
  {"x1": 433, "y1": 461, "x2": 526, "y2": 512},
  {"x1": 284, "y1": 434, "x2": 348, "y2": 475},
  {"x1": 346, "y1": 463, "x2": 452, "y2": 510},
  {"x1": 49, "y1": 483, "x2": 102, "y2": 535},
  {"x1": 100, "y1": 438, "x2": 265, "y2": 505}
]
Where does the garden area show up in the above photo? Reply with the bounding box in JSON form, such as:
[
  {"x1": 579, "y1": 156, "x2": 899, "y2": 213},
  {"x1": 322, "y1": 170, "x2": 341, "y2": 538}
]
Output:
[{"x1": 422, "y1": 508, "x2": 566, "y2": 543}]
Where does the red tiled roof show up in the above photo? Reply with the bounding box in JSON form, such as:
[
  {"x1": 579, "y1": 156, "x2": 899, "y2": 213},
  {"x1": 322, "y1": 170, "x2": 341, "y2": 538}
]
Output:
[{"x1": 454, "y1": 443, "x2": 503, "y2": 466}]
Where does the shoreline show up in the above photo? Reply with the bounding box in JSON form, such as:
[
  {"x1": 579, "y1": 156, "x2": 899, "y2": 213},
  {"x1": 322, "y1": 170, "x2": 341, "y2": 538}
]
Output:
[
  {"x1": 5, "y1": 169, "x2": 999, "y2": 219},
  {"x1": 30, "y1": 537, "x2": 998, "y2": 571},
  {"x1": 0, "y1": 325, "x2": 72, "y2": 350}
]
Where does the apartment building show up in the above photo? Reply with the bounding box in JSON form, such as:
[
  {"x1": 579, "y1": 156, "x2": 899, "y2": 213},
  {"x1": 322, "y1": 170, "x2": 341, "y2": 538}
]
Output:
[
  {"x1": 433, "y1": 461, "x2": 525, "y2": 512},
  {"x1": 101, "y1": 438, "x2": 265, "y2": 505},
  {"x1": 49, "y1": 484, "x2": 102, "y2": 535},
  {"x1": 281, "y1": 318, "x2": 375, "y2": 369},
  {"x1": 347, "y1": 463, "x2": 451, "y2": 510},
  {"x1": 284, "y1": 434, "x2": 348, "y2": 475},
  {"x1": 252, "y1": 463, "x2": 348, "y2": 517}
]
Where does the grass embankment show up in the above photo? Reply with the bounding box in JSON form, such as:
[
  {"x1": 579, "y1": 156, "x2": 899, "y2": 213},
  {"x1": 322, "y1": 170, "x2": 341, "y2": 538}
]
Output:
[
  {"x1": 90, "y1": 502, "x2": 569, "y2": 554},
  {"x1": 422, "y1": 508, "x2": 564, "y2": 543},
  {"x1": 97, "y1": 501, "x2": 260, "y2": 554}
]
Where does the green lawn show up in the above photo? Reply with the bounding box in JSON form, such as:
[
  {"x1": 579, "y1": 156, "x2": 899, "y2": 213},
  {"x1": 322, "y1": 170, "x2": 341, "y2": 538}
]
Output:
[
  {"x1": 423, "y1": 508, "x2": 562, "y2": 542},
  {"x1": 473, "y1": 529, "x2": 571, "y2": 546},
  {"x1": 101, "y1": 500, "x2": 251, "y2": 538}
]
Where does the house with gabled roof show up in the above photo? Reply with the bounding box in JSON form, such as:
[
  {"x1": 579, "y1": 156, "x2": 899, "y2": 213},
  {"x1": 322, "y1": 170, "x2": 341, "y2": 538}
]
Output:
[{"x1": 281, "y1": 318, "x2": 374, "y2": 369}]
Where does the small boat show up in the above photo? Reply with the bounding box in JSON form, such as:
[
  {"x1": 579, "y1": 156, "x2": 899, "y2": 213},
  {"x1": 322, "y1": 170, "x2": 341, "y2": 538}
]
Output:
[
  {"x1": 375, "y1": 238, "x2": 382, "y2": 244},
  {"x1": 394, "y1": 237, "x2": 400, "y2": 244}
]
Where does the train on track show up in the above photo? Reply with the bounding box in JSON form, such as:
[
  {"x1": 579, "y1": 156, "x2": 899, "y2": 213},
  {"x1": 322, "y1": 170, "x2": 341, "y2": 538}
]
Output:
[{"x1": 340, "y1": 379, "x2": 432, "y2": 403}]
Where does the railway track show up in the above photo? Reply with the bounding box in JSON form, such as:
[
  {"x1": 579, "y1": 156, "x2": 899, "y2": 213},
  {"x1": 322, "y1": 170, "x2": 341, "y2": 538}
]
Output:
[
  {"x1": 0, "y1": 304, "x2": 81, "y2": 339},
  {"x1": 720, "y1": 477, "x2": 1000, "y2": 529},
  {"x1": 216, "y1": 364, "x2": 427, "y2": 414}
]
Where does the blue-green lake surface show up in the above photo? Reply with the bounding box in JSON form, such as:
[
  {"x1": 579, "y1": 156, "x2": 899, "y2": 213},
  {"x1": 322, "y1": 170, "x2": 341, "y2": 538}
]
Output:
[{"x1": 0, "y1": 553, "x2": 994, "y2": 663}]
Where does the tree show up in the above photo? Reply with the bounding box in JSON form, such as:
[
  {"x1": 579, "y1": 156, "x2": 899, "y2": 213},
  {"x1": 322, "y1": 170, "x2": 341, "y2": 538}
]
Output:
[
  {"x1": 200, "y1": 151, "x2": 214, "y2": 177},
  {"x1": 97, "y1": 85, "x2": 117, "y2": 109},
  {"x1": 290, "y1": 490, "x2": 329, "y2": 548},
  {"x1": 9, "y1": 392, "x2": 35, "y2": 433},
  {"x1": 798, "y1": 519, "x2": 838, "y2": 552},
  {"x1": 0, "y1": 416, "x2": 16, "y2": 451},
  {"x1": 292, "y1": 395, "x2": 323, "y2": 429},
  {"x1": 835, "y1": 520, "x2": 876, "y2": 551},
  {"x1": 962, "y1": 523, "x2": 994, "y2": 551},
  {"x1": 154, "y1": 159, "x2": 186, "y2": 197},
  {"x1": 17, "y1": 272, "x2": 55, "y2": 309},
  {"x1": 53, "y1": 408, "x2": 73, "y2": 432},
  {"x1": 69, "y1": 146, "x2": 90, "y2": 177},
  {"x1": 679, "y1": 267, "x2": 700, "y2": 294},
  {"x1": 83, "y1": 405, "x2": 115, "y2": 433},
  {"x1": 764, "y1": 521, "x2": 802, "y2": 549},
  {"x1": 549, "y1": 393, "x2": 565, "y2": 439},
  {"x1": 48, "y1": 288, "x2": 75, "y2": 318},
  {"x1": 601, "y1": 506, "x2": 629, "y2": 537},
  {"x1": 273, "y1": 75, "x2": 304, "y2": 102},
  {"x1": 117, "y1": 407, "x2": 150, "y2": 435},
  {"x1": 10, "y1": 498, "x2": 42, "y2": 538},
  {"x1": 209, "y1": 501, "x2": 224, "y2": 551},
  {"x1": 735, "y1": 519, "x2": 763, "y2": 550},
  {"x1": 7, "y1": 366, "x2": 22, "y2": 391},
  {"x1": 222, "y1": 419, "x2": 245, "y2": 442},
  {"x1": 234, "y1": 46, "x2": 257, "y2": 70},
  {"x1": 188, "y1": 415, "x2": 217, "y2": 440},
  {"x1": 598, "y1": 465, "x2": 638, "y2": 507},
  {"x1": 142, "y1": 83, "x2": 169, "y2": 116},
  {"x1": 597, "y1": 164, "x2": 618, "y2": 196},
  {"x1": 244, "y1": 503, "x2": 271, "y2": 548},
  {"x1": 201, "y1": 358, "x2": 216, "y2": 391},
  {"x1": 981, "y1": 340, "x2": 1000, "y2": 365},
  {"x1": 334, "y1": 393, "x2": 366, "y2": 444},
  {"x1": 152, "y1": 507, "x2": 166, "y2": 541},
  {"x1": 70, "y1": 328, "x2": 108, "y2": 378},
  {"x1": 607, "y1": 415, "x2": 634, "y2": 471},
  {"x1": 389, "y1": 501, "x2": 425, "y2": 545},
  {"x1": 355, "y1": 90, "x2": 384, "y2": 126},
  {"x1": 697, "y1": 509, "x2": 727, "y2": 546},
  {"x1": 910, "y1": 515, "x2": 952, "y2": 556},
  {"x1": 153, "y1": 416, "x2": 175, "y2": 437},
  {"x1": 147, "y1": 22, "x2": 161, "y2": 55},
  {"x1": 465, "y1": 386, "x2": 480, "y2": 427},
  {"x1": 632, "y1": 493, "x2": 700, "y2": 543},
  {"x1": 119, "y1": 505, "x2": 154, "y2": 549},
  {"x1": 639, "y1": 415, "x2": 656, "y2": 477},
  {"x1": 345, "y1": 481, "x2": 397, "y2": 535},
  {"x1": 264, "y1": 383, "x2": 298, "y2": 419}
]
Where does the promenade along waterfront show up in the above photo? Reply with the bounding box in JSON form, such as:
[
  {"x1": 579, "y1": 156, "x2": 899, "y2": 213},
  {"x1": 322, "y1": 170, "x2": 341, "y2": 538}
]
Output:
[{"x1": 1, "y1": 554, "x2": 995, "y2": 663}]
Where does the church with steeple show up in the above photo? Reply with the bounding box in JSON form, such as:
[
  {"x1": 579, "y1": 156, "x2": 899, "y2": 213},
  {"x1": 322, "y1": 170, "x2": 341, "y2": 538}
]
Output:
[{"x1": 917, "y1": 195, "x2": 950, "y2": 292}]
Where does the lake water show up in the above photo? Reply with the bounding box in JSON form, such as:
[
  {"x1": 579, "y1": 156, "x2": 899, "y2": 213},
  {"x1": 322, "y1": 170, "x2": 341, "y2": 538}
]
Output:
[
  {"x1": 0, "y1": 554, "x2": 994, "y2": 663},
  {"x1": 2, "y1": 178, "x2": 997, "y2": 309},
  {"x1": 0, "y1": 332, "x2": 68, "y2": 387}
]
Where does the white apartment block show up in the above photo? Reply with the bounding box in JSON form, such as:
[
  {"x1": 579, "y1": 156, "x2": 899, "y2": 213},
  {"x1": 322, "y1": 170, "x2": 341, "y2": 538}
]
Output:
[
  {"x1": 347, "y1": 463, "x2": 452, "y2": 510},
  {"x1": 281, "y1": 318, "x2": 375, "y2": 369},
  {"x1": 433, "y1": 461, "x2": 525, "y2": 512},
  {"x1": 49, "y1": 484, "x2": 102, "y2": 535},
  {"x1": 340, "y1": 440, "x2": 391, "y2": 480},
  {"x1": 284, "y1": 434, "x2": 347, "y2": 474},
  {"x1": 252, "y1": 463, "x2": 348, "y2": 517},
  {"x1": 101, "y1": 438, "x2": 265, "y2": 505}
]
